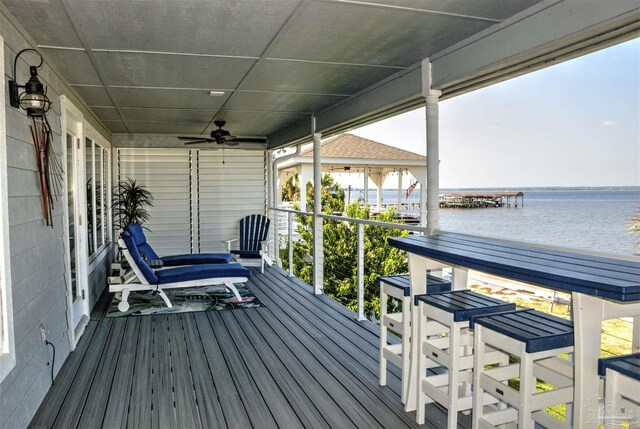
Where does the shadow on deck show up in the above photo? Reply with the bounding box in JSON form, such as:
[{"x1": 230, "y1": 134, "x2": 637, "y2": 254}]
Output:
[{"x1": 29, "y1": 266, "x2": 462, "y2": 428}]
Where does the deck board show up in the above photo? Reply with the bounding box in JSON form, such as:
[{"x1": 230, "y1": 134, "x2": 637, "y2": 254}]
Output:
[
  {"x1": 181, "y1": 314, "x2": 228, "y2": 429},
  {"x1": 167, "y1": 315, "x2": 202, "y2": 429},
  {"x1": 29, "y1": 266, "x2": 464, "y2": 429},
  {"x1": 76, "y1": 318, "x2": 127, "y2": 428},
  {"x1": 248, "y1": 272, "x2": 424, "y2": 429},
  {"x1": 126, "y1": 316, "x2": 154, "y2": 429},
  {"x1": 102, "y1": 317, "x2": 140, "y2": 428}
]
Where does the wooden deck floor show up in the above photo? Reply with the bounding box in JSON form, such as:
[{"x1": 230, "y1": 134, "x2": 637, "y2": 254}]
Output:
[{"x1": 29, "y1": 266, "x2": 464, "y2": 429}]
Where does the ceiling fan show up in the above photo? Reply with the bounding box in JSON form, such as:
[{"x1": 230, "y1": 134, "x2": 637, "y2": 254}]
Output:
[{"x1": 177, "y1": 120, "x2": 266, "y2": 146}]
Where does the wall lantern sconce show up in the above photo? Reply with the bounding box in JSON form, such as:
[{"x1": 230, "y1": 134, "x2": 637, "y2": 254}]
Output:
[{"x1": 8, "y1": 49, "x2": 51, "y2": 117}]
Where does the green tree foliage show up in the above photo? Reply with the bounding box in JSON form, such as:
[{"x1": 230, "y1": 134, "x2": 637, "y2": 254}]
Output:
[
  {"x1": 281, "y1": 172, "x2": 300, "y2": 202},
  {"x1": 280, "y1": 173, "x2": 408, "y2": 320}
]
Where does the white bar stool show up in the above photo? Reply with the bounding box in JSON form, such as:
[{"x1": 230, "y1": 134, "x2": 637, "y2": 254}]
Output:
[
  {"x1": 472, "y1": 309, "x2": 575, "y2": 429},
  {"x1": 599, "y1": 353, "x2": 640, "y2": 428},
  {"x1": 378, "y1": 274, "x2": 450, "y2": 404},
  {"x1": 415, "y1": 290, "x2": 515, "y2": 428}
]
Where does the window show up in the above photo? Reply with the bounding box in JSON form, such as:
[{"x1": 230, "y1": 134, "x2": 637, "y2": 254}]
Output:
[
  {"x1": 0, "y1": 36, "x2": 16, "y2": 381},
  {"x1": 85, "y1": 137, "x2": 110, "y2": 258}
]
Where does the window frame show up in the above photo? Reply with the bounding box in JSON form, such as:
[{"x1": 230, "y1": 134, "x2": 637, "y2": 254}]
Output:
[
  {"x1": 0, "y1": 36, "x2": 16, "y2": 382},
  {"x1": 84, "y1": 128, "x2": 112, "y2": 261}
]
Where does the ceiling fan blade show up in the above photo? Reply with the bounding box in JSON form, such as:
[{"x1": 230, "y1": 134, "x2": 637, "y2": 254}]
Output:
[
  {"x1": 183, "y1": 140, "x2": 211, "y2": 145},
  {"x1": 231, "y1": 137, "x2": 268, "y2": 143},
  {"x1": 178, "y1": 136, "x2": 213, "y2": 141}
]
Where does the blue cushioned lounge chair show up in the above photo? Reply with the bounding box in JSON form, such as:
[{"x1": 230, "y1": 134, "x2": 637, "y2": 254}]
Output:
[
  {"x1": 124, "y1": 224, "x2": 233, "y2": 266},
  {"x1": 224, "y1": 214, "x2": 273, "y2": 273},
  {"x1": 111, "y1": 229, "x2": 251, "y2": 312}
]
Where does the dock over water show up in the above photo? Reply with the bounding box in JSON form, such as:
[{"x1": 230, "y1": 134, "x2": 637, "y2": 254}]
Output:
[{"x1": 439, "y1": 191, "x2": 524, "y2": 208}]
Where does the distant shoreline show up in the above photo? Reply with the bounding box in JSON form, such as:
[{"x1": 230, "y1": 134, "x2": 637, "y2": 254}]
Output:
[{"x1": 349, "y1": 186, "x2": 640, "y2": 192}]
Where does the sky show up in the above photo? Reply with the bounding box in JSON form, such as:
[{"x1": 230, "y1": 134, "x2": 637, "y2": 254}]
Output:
[{"x1": 348, "y1": 37, "x2": 640, "y2": 189}]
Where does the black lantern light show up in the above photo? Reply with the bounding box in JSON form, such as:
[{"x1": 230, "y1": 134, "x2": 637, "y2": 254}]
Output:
[{"x1": 8, "y1": 49, "x2": 51, "y2": 117}]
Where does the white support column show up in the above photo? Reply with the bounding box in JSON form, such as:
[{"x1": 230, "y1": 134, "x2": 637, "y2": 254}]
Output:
[
  {"x1": 370, "y1": 171, "x2": 384, "y2": 212},
  {"x1": 419, "y1": 173, "x2": 427, "y2": 227},
  {"x1": 276, "y1": 170, "x2": 285, "y2": 208},
  {"x1": 298, "y1": 164, "x2": 313, "y2": 212},
  {"x1": 422, "y1": 59, "x2": 442, "y2": 235},
  {"x1": 397, "y1": 170, "x2": 403, "y2": 211},
  {"x1": 312, "y1": 122, "x2": 323, "y2": 295},
  {"x1": 409, "y1": 167, "x2": 427, "y2": 227},
  {"x1": 363, "y1": 166, "x2": 369, "y2": 205}
]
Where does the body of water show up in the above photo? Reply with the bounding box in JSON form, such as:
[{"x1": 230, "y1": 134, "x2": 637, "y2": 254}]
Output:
[{"x1": 349, "y1": 187, "x2": 640, "y2": 256}]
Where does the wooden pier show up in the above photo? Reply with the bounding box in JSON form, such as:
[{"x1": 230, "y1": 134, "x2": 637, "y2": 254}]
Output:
[{"x1": 439, "y1": 191, "x2": 524, "y2": 208}]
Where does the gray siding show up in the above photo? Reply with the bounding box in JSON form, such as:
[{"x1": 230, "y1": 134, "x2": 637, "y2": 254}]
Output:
[{"x1": 0, "y1": 5, "x2": 112, "y2": 428}]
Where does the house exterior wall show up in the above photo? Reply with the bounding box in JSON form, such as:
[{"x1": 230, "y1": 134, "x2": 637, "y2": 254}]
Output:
[{"x1": 0, "y1": 6, "x2": 112, "y2": 428}]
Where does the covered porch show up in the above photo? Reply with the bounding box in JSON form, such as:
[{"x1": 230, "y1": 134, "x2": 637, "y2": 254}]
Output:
[
  {"x1": 0, "y1": 0, "x2": 638, "y2": 428},
  {"x1": 29, "y1": 267, "x2": 455, "y2": 429}
]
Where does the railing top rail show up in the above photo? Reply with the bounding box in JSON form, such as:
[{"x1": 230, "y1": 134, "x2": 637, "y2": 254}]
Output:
[
  {"x1": 319, "y1": 213, "x2": 426, "y2": 232},
  {"x1": 269, "y1": 206, "x2": 425, "y2": 233},
  {"x1": 269, "y1": 207, "x2": 312, "y2": 216}
]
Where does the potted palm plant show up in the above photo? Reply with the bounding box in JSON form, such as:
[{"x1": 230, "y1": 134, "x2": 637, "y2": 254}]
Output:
[{"x1": 112, "y1": 178, "x2": 154, "y2": 229}]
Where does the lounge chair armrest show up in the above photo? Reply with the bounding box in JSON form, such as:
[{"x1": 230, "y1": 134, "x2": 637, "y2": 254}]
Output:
[{"x1": 223, "y1": 238, "x2": 238, "y2": 252}]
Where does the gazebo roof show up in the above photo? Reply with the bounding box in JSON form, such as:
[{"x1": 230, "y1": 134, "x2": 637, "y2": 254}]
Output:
[
  {"x1": 299, "y1": 134, "x2": 425, "y2": 161},
  {"x1": 278, "y1": 133, "x2": 426, "y2": 175}
]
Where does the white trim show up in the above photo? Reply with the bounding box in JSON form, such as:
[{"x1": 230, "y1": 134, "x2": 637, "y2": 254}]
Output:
[
  {"x1": 61, "y1": 96, "x2": 90, "y2": 348},
  {"x1": 84, "y1": 124, "x2": 112, "y2": 250},
  {"x1": 0, "y1": 36, "x2": 16, "y2": 383}
]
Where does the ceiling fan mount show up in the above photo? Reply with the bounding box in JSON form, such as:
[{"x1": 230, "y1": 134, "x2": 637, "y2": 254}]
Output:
[{"x1": 177, "y1": 120, "x2": 266, "y2": 146}]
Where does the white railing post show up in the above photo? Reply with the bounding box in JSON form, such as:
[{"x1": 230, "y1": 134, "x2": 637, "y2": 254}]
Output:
[
  {"x1": 357, "y1": 223, "x2": 366, "y2": 321},
  {"x1": 312, "y1": 118, "x2": 323, "y2": 294},
  {"x1": 288, "y1": 211, "x2": 294, "y2": 277}
]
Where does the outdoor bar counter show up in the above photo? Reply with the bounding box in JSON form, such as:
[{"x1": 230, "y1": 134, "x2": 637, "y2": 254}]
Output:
[{"x1": 389, "y1": 232, "x2": 640, "y2": 429}]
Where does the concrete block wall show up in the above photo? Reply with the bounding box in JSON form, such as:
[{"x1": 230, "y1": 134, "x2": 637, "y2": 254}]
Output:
[{"x1": 0, "y1": 4, "x2": 112, "y2": 428}]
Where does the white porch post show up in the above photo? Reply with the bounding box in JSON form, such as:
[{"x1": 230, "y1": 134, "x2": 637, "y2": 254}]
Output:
[
  {"x1": 276, "y1": 170, "x2": 285, "y2": 207},
  {"x1": 363, "y1": 166, "x2": 369, "y2": 205},
  {"x1": 298, "y1": 165, "x2": 312, "y2": 212},
  {"x1": 422, "y1": 59, "x2": 442, "y2": 234},
  {"x1": 408, "y1": 167, "x2": 427, "y2": 226},
  {"x1": 419, "y1": 171, "x2": 427, "y2": 227},
  {"x1": 370, "y1": 171, "x2": 384, "y2": 212},
  {"x1": 312, "y1": 120, "x2": 323, "y2": 294},
  {"x1": 397, "y1": 170, "x2": 403, "y2": 211}
]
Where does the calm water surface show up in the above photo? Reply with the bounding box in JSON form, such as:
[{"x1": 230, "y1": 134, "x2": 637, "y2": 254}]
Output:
[{"x1": 358, "y1": 188, "x2": 640, "y2": 256}]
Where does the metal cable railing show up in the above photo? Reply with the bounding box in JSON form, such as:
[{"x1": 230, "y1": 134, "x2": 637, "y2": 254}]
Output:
[{"x1": 268, "y1": 206, "x2": 634, "y2": 356}]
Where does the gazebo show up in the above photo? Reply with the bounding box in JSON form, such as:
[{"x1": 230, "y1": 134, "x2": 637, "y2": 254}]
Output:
[{"x1": 277, "y1": 134, "x2": 428, "y2": 222}]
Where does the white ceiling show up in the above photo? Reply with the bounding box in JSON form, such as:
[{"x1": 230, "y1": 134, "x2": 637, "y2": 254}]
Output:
[{"x1": 3, "y1": 0, "x2": 543, "y2": 140}]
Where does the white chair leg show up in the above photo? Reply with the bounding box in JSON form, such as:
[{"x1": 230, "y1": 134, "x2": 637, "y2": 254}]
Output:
[
  {"x1": 518, "y1": 351, "x2": 535, "y2": 429},
  {"x1": 604, "y1": 371, "x2": 619, "y2": 429},
  {"x1": 118, "y1": 289, "x2": 130, "y2": 312},
  {"x1": 401, "y1": 295, "x2": 411, "y2": 404},
  {"x1": 157, "y1": 288, "x2": 173, "y2": 308},
  {"x1": 447, "y1": 324, "x2": 461, "y2": 429},
  {"x1": 225, "y1": 282, "x2": 243, "y2": 302},
  {"x1": 416, "y1": 305, "x2": 426, "y2": 424},
  {"x1": 472, "y1": 326, "x2": 485, "y2": 428},
  {"x1": 379, "y1": 289, "x2": 388, "y2": 387}
]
